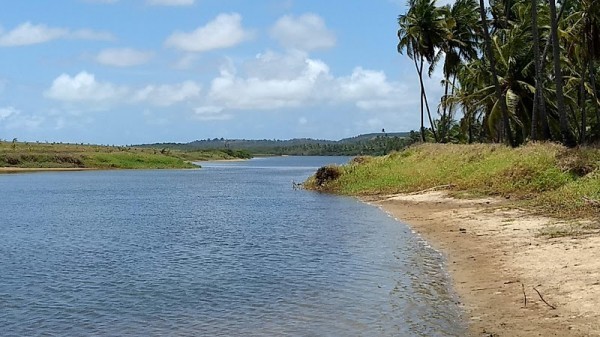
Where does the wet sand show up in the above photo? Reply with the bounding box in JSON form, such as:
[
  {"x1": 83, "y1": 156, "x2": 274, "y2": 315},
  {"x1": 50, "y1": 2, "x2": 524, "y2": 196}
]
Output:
[{"x1": 369, "y1": 191, "x2": 600, "y2": 337}]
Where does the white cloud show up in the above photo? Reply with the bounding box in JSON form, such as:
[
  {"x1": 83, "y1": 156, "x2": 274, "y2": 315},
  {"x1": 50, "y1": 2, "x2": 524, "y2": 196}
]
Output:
[
  {"x1": 165, "y1": 13, "x2": 253, "y2": 52},
  {"x1": 270, "y1": 13, "x2": 336, "y2": 51},
  {"x1": 44, "y1": 72, "x2": 204, "y2": 109},
  {"x1": 147, "y1": 0, "x2": 194, "y2": 5},
  {"x1": 337, "y1": 67, "x2": 411, "y2": 110},
  {"x1": 0, "y1": 22, "x2": 67, "y2": 47},
  {"x1": 96, "y1": 48, "x2": 154, "y2": 67},
  {"x1": 207, "y1": 51, "x2": 410, "y2": 112},
  {"x1": 0, "y1": 106, "x2": 20, "y2": 120},
  {"x1": 193, "y1": 106, "x2": 232, "y2": 121},
  {"x1": 70, "y1": 29, "x2": 114, "y2": 41},
  {"x1": 0, "y1": 22, "x2": 114, "y2": 47},
  {"x1": 208, "y1": 54, "x2": 330, "y2": 110},
  {"x1": 44, "y1": 71, "x2": 128, "y2": 102},
  {"x1": 173, "y1": 54, "x2": 198, "y2": 69},
  {"x1": 133, "y1": 81, "x2": 202, "y2": 106},
  {"x1": 0, "y1": 106, "x2": 44, "y2": 130}
]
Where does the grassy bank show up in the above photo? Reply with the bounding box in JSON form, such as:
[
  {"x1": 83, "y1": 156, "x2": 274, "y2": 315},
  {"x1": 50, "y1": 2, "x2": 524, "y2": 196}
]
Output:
[
  {"x1": 0, "y1": 142, "x2": 249, "y2": 170},
  {"x1": 305, "y1": 143, "x2": 600, "y2": 219}
]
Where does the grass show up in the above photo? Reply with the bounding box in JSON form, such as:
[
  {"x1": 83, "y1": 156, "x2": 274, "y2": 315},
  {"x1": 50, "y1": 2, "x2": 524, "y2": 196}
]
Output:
[
  {"x1": 305, "y1": 142, "x2": 600, "y2": 220},
  {"x1": 0, "y1": 141, "x2": 249, "y2": 170},
  {"x1": 538, "y1": 220, "x2": 600, "y2": 238}
]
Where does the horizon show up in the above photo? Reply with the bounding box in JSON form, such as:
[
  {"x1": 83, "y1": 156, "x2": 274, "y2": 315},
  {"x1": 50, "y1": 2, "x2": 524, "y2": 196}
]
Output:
[
  {"x1": 3, "y1": 130, "x2": 411, "y2": 146},
  {"x1": 0, "y1": 1, "x2": 453, "y2": 145}
]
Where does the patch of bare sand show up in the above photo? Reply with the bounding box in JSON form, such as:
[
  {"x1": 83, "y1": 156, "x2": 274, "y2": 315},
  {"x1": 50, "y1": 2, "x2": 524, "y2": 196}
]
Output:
[{"x1": 371, "y1": 191, "x2": 600, "y2": 337}]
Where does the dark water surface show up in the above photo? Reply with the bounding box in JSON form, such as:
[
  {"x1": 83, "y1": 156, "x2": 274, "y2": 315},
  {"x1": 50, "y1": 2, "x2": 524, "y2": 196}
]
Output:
[{"x1": 0, "y1": 156, "x2": 465, "y2": 336}]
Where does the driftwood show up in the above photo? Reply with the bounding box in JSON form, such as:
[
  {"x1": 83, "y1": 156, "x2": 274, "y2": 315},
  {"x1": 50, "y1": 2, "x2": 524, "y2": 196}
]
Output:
[
  {"x1": 522, "y1": 283, "x2": 527, "y2": 307},
  {"x1": 533, "y1": 287, "x2": 556, "y2": 309}
]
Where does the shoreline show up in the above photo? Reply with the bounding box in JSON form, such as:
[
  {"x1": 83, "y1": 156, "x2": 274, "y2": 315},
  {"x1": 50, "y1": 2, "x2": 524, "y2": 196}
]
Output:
[
  {"x1": 368, "y1": 191, "x2": 600, "y2": 337},
  {"x1": 0, "y1": 167, "x2": 97, "y2": 174}
]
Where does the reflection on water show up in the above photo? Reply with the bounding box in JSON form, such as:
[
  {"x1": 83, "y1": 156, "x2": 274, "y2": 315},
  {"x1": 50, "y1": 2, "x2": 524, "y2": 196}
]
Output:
[{"x1": 0, "y1": 156, "x2": 464, "y2": 336}]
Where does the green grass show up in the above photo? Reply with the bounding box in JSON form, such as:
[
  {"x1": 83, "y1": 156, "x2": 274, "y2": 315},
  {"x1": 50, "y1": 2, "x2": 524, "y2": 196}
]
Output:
[
  {"x1": 305, "y1": 142, "x2": 600, "y2": 219},
  {"x1": 0, "y1": 141, "x2": 201, "y2": 170}
]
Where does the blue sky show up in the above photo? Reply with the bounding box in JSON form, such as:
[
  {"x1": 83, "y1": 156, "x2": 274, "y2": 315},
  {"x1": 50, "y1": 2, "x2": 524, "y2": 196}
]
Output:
[{"x1": 0, "y1": 0, "x2": 451, "y2": 144}]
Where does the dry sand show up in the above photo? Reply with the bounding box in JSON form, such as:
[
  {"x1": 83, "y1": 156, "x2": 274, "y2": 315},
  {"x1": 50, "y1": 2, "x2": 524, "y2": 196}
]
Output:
[{"x1": 369, "y1": 191, "x2": 600, "y2": 337}]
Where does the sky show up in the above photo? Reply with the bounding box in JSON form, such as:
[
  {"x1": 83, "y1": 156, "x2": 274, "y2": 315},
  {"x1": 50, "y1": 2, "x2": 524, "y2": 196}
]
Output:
[{"x1": 0, "y1": 0, "x2": 453, "y2": 145}]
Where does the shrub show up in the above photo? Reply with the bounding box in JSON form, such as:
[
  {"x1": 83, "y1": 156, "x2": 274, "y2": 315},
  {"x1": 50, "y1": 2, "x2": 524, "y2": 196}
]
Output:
[{"x1": 314, "y1": 165, "x2": 342, "y2": 186}]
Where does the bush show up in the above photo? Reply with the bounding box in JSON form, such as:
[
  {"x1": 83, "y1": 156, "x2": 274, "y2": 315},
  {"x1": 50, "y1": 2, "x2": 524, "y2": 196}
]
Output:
[{"x1": 314, "y1": 165, "x2": 342, "y2": 186}]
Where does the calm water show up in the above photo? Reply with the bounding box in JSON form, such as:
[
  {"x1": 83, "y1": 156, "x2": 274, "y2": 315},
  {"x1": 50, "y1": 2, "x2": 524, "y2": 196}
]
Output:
[{"x1": 0, "y1": 156, "x2": 465, "y2": 336}]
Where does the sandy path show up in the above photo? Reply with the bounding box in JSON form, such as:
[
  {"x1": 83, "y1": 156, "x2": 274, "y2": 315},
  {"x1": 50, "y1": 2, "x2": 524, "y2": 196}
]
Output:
[{"x1": 371, "y1": 191, "x2": 600, "y2": 337}]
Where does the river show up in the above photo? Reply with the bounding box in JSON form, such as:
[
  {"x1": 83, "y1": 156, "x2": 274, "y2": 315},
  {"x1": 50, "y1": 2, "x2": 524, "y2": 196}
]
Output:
[{"x1": 0, "y1": 156, "x2": 464, "y2": 336}]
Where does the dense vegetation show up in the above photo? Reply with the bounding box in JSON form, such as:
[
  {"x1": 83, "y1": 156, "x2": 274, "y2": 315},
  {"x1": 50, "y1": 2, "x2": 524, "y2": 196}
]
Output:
[
  {"x1": 137, "y1": 132, "x2": 415, "y2": 156},
  {"x1": 398, "y1": 0, "x2": 600, "y2": 147},
  {"x1": 0, "y1": 141, "x2": 250, "y2": 170},
  {"x1": 305, "y1": 143, "x2": 600, "y2": 219}
]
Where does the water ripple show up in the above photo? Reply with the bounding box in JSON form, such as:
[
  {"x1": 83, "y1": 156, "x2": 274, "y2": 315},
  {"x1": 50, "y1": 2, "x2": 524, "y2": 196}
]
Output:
[{"x1": 0, "y1": 157, "x2": 465, "y2": 336}]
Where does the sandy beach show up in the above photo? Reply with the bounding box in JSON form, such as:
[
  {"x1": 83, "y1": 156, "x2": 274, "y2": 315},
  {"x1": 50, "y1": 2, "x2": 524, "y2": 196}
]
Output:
[{"x1": 370, "y1": 191, "x2": 600, "y2": 337}]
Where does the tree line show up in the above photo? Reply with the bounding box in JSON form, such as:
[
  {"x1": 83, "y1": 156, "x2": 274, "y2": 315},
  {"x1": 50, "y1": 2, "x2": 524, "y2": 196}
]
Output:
[{"x1": 398, "y1": 0, "x2": 600, "y2": 147}]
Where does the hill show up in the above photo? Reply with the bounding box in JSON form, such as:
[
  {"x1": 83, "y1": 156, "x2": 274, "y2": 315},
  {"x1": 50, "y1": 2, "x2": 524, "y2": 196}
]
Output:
[{"x1": 136, "y1": 132, "x2": 417, "y2": 156}]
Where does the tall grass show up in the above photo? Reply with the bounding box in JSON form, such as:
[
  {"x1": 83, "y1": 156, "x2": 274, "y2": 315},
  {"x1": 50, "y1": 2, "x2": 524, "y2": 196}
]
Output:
[
  {"x1": 305, "y1": 143, "x2": 600, "y2": 218},
  {"x1": 0, "y1": 141, "x2": 255, "y2": 170},
  {"x1": 0, "y1": 142, "x2": 197, "y2": 170}
]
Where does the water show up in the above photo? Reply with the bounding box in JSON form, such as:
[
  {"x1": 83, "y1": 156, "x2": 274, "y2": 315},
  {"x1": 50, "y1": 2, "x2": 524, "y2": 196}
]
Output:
[{"x1": 0, "y1": 157, "x2": 465, "y2": 336}]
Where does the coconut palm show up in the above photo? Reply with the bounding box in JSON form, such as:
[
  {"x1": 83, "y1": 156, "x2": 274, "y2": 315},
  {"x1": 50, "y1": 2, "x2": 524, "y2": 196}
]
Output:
[
  {"x1": 398, "y1": 0, "x2": 448, "y2": 142},
  {"x1": 478, "y1": 0, "x2": 516, "y2": 146},
  {"x1": 434, "y1": 0, "x2": 480, "y2": 142},
  {"x1": 566, "y1": 0, "x2": 600, "y2": 142},
  {"x1": 549, "y1": 0, "x2": 577, "y2": 147},
  {"x1": 530, "y1": 0, "x2": 544, "y2": 140}
]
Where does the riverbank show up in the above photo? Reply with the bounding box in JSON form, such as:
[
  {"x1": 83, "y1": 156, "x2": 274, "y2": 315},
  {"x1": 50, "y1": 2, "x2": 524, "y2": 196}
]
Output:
[
  {"x1": 304, "y1": 142, "x2": 600, "y2": 336},
  {"x1": 0, "y1": 167, "x2": 96, "y2": 173},
  {"x1": 0, "y1": 141, "x2": 254, "y2": 172},
  {"x1": 369, "y1": 191, "x2": 600, "y2": 337}
]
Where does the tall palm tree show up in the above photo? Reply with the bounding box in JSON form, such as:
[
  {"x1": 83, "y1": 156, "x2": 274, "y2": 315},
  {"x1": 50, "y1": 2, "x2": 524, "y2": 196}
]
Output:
[
  {"x1": 435, "y1": 0, "x2": 480, "y2": 142},
  {"x1": 549, "y1": 0, "x2": 576, "y2": 147},
  {"x1": 571, "y1": 0, "x2": 600, "y2": 142},
  {"x1": 478, "y1": 0, "x2": 516, "y2": 146},
  {"x1": 531, "y1": 0, "x2": 544, "y2": 140},
  {"x1": 398, "y1": 0, "x2": 448, "y2": 142}
]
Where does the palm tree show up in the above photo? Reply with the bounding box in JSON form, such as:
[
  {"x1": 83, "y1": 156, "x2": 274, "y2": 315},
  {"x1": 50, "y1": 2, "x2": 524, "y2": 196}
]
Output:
[
  {"x1": 531, "y1": 0, "x2": 543, "y2": 140},
  {"x1": 398, "y1": 0, "x2": 448, "y2": 142},
  {"x1": 549, "y1": 0, "x2": 576, "y2": 147},
  {"x1": 435, "y1": 0, "x2": 480, "y2": 142},
  {"x1": 478, "y1": 0, "x2": 516, "y2": 146},
  {"x1": 569, "y1": 0, "x2": 600, "y2": 142}
]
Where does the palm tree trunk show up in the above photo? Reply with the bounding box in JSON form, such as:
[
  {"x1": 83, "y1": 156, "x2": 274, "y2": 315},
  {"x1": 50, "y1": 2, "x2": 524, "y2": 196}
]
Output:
[
  {"x1": 549, "y1": 0, "x2": 576, "y2": 147},
  {"x1": 530, "y1": 0, "x2": 541, "y2": 141},
  {"x1": 468, "y1": 108, "x2": 474, "y2": 143},
  {"x1": 421, "y1": 83, "x2": 439, "y2": 142},
  {"x1": 537, "y1": 0, "x2": 569, "y2": 141},
  {"x1": 588, "y1": 60, "x2": 600, "y2": 137},
  {"x1": 580, "y1": 66, "x2": 587, "y2": 144},
  {"x1": 414, "y1": 57, "x2": 426, "y2": 142},
  {"x1": 479, "y1": 0, "x2": 516, "y2": 147},
  {"x1": 441, "y1": 77, "x2": 450, "y2": 142}
]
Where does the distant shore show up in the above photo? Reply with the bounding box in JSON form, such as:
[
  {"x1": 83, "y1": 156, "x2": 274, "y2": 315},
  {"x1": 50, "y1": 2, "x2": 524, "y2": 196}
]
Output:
[
  {"x1": 369, "y1": 191, "x2": 600, "y2": 337},
  {"x1": 0, "y1": 167, "x2": 96, "y2": 174}
]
